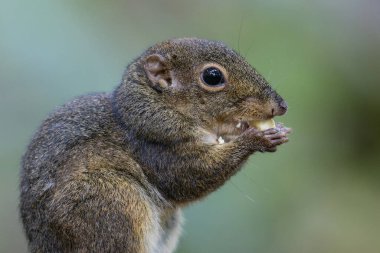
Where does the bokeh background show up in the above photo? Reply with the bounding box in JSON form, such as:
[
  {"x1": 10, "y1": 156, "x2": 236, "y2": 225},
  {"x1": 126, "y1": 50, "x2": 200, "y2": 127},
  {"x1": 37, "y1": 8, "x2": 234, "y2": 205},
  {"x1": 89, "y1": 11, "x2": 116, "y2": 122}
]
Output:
[{"x1": 1, "y1": 0, "x2": 379, "y2": 252}]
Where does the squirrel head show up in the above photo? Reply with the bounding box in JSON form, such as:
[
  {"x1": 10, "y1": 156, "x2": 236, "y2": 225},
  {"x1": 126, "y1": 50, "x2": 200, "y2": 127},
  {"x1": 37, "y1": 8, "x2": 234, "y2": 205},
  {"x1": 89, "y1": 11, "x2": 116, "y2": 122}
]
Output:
[{"x1": 116, "y1": 38, "x2": 287, "y2": 142}]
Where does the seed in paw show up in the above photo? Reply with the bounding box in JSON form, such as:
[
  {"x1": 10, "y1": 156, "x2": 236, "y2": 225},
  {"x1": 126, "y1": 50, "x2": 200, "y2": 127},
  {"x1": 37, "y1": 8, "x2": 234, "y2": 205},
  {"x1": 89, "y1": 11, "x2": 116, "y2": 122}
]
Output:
[{"x1": 250, "y1": 119, "x2": 276, "y2": 131}]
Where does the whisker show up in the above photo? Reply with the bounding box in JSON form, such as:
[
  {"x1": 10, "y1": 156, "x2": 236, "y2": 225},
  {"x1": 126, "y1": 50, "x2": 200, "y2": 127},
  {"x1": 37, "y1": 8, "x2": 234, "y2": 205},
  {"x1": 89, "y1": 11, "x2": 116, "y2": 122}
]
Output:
[
  {"x1": 237, "y1": 15, "x2": 244, "y2": 54},
  {"x1": 230, "y1": 179, "x2": 256, "y2": 206}
]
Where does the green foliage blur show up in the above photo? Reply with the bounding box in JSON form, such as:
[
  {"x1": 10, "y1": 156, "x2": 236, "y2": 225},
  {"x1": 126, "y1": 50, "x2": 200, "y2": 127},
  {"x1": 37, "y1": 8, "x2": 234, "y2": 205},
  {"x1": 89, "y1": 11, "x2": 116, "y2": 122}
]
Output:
[{"x1": 1, "y1": 0, "x2": 379, "y2": 252}]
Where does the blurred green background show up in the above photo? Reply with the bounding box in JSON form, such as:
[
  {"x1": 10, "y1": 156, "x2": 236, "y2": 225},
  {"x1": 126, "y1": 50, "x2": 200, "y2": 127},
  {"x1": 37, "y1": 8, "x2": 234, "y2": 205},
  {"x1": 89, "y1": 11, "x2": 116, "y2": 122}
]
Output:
[{"x1": 1, "y1": 0, "x2": 379, "y2": 252}]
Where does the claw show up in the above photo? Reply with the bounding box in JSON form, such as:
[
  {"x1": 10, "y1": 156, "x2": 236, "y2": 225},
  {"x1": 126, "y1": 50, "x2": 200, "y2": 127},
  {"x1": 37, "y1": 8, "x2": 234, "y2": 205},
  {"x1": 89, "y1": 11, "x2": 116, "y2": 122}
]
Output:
[
  {"x1": 265, "y1": 132, "x2": 286, "y2": 140},
  {"x1": 263, "y1": 128, "x2": 279, "y2": 135},
  {"x1": 270, "y1": 137, "x2": 289, "y2": 145},
  {"x1": 282, "y1": 127, "x2": 292, "y2": 134}
]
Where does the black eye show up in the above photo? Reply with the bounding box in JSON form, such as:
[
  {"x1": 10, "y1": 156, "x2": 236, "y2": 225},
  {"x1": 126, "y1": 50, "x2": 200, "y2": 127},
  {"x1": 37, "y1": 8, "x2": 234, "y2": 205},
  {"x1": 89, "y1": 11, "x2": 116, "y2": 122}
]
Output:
[{"x1": 202, "y1": 67, "x2": 225, "y2": 86}]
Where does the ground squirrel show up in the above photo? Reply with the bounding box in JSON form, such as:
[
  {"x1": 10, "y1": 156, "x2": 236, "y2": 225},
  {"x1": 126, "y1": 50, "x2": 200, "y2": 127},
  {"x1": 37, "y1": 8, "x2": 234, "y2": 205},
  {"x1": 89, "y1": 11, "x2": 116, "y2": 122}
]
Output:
[{"x1": 20, "y1": 38, "x2": 291, "y2": 253}]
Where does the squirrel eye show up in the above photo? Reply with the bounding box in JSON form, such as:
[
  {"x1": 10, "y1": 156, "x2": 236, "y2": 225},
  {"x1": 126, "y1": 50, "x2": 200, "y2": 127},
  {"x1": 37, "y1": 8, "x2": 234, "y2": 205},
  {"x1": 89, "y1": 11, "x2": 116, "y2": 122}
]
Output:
[{"x1": 201, "y1": 67, "x2": 225, "y2": 86}]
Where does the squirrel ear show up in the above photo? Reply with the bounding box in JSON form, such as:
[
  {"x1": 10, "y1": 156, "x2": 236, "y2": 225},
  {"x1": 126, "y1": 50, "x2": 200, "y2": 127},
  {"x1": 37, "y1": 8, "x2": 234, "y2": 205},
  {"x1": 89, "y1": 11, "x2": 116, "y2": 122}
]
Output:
[{"x1": 144, "y1": 54, "x2": 172, "y2": 91}]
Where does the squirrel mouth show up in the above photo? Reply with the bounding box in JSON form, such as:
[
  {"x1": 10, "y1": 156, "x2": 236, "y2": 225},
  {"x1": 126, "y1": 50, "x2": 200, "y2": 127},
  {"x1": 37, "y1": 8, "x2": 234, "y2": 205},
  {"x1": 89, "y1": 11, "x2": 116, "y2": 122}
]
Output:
[
  {"x1": 216, "y1": 120, "x2": 249, "y2": 142},
  {"x1": 204, "y1": 118, "x2": 276, "y2": 144}
]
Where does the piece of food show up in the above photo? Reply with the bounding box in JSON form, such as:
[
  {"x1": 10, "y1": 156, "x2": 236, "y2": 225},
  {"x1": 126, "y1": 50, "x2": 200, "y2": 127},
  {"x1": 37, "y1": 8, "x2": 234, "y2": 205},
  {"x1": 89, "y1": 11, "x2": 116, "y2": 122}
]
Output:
[{"x1": 250, "y1": 119, "x2": 276, "y2": 131}]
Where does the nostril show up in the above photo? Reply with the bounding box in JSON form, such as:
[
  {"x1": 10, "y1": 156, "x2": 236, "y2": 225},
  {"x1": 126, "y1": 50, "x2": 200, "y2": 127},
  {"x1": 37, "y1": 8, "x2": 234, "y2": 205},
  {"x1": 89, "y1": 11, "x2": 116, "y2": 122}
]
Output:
[
  {"x1": 280, "y1": 100, "x2": 288, "y2": 110},
  {"x1": 272, "y1": 100, "x2": 288, "y2": 116}
]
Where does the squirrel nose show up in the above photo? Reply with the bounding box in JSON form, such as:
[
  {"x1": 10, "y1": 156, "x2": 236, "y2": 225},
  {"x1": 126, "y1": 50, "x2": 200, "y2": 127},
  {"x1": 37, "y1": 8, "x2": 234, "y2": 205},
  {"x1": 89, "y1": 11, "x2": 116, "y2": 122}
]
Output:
[
  {"x1": 272, "y1": 100, "x2": 288, "y2": 116},
  {"x1": 280, "y1": 100, "x2": 288, "y2": 111}
]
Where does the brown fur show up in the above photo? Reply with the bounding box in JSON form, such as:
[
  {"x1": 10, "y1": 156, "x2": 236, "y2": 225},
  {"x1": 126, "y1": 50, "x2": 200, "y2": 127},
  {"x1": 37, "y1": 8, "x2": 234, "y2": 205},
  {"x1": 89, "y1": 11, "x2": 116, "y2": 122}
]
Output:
[{"x1": 20, "y1": 38, "x2": 290, "y2": 252}]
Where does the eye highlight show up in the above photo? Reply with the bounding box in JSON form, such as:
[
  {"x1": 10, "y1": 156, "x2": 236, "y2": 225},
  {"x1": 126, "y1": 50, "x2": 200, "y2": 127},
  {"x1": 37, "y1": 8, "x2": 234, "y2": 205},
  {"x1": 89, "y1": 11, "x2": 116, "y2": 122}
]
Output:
[
  {"x1": 198, "y1": 63, "x2": 228, "y2": 92},
  {"x1": 202, "y1": 67, "x2": 225, "y2": 86}
]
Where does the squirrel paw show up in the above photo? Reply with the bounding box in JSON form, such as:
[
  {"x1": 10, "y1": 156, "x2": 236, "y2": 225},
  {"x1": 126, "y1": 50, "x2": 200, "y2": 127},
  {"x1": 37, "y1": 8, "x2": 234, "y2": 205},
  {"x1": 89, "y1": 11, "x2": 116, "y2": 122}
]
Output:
[{"x1": 240, "y1": 123, "x2": 291, "y2": 152}]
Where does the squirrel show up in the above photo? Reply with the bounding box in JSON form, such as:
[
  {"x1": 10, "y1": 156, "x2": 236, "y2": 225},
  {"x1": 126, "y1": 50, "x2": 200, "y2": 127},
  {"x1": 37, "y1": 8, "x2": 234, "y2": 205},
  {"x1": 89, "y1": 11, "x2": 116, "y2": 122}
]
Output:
[{"x1": 20, "y1": 38, "x2": 290, "y2": 253}]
